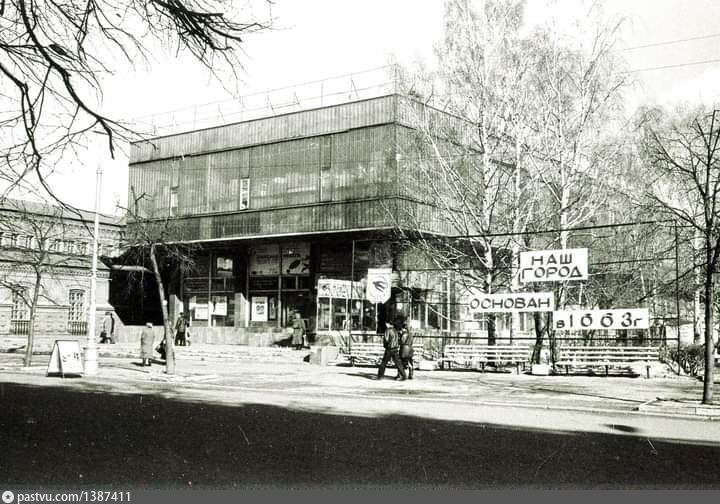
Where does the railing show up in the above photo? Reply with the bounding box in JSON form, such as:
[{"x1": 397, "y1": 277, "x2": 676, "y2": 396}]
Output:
[
  {"x1": 132, "y1": 65, "x2": 399, "y2": 137},
  {"x1": 10, "y1": 320, "x2": 30, "y2": 335},
  {"x1": 67, "y1": 320, "x2": 88, "y2": 336}
]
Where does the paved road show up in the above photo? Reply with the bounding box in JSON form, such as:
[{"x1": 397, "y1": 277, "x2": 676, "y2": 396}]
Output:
[{"x1": 2, "y1": 355, "x2": 720, "y2": 489}]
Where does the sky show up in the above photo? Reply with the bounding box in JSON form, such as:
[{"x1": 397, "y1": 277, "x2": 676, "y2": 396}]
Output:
[{"x1": 40, "y1": 0, "x2": 720, "y2": 215}]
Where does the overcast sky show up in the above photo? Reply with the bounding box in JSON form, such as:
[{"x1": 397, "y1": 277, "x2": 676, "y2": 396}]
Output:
[{"x1": 46, "y1": 0, "x2": 720, "y2": 214}]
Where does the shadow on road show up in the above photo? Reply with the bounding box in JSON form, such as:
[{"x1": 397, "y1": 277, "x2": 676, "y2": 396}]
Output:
[{"x1": 1, "y1": 382, "x2": 719, "y2": 489}]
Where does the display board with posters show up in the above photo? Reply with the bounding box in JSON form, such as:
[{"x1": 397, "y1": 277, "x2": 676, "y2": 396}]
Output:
[
  {"x1": 46, "y1": 340, "x2": 84, "y2": 377},
  {"x1": 519, "y1": 248, "x2": 588, "y2": 283},
  {"x1": 281, "y1": 242, "x2": 310, "y2": 275},
  {"x1": 211, "y1": 295, "x2": 227, "y2": 316},
  {"x1": 469, "y1": 292, "x2": 555, "y2": 312},
  {"x1": 251, "y1": 296, "x2": 268, "y2": 322},
  {"x1": 318, "y1": 279, "x2": 363, "y2": 299},
  {"x1": 553, "y1": 308, "x2": 650, "y2": 331},
  {"x1": 249, "y1": 244, "x2": 280, "y2": 276}
]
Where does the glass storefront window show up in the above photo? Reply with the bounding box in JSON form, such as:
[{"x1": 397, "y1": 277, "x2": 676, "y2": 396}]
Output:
[
  {"x1": 298, "y1": 276, "x2": 312, "y2": 290},
  {"x1": 333, "y1": 298, "x2": 348, "y2": 331},
  {"x1": 350, "y1": 299, "x2": 362, "y2": 330},
  {"x1": 362, "y1": 300, "x2": 377, "y2": 332},
  {"x1": 318, "y1": 297, "x2": 331, "y2": 330}
]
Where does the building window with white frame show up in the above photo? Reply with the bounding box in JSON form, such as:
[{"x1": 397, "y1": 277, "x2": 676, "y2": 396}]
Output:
[
  {"x1": 239, "y1": 177, "x2": 250, "y2": 210},
  {"x1": 10, "y1": 289, "x2": 30, "y2": 335},
  {"x1": 68, "y1": 289, "x2": 85, "y2": 320},
  {"x1": 68, "y1": 289, "x2": 87, "y2": 335}
]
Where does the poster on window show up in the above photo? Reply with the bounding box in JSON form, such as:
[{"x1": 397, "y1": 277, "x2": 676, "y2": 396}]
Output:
[
  {"x1": 251, "y1": 296, "x2": 268, "y2": 322},
  {"x1": 211, "y1": 295, "x2": 227, "y2": 316},
  {"x1": 216, "y1": 257, "x2": 233, "y2": 277},
  {"x1": 281, "y1": 242, "x2": 310, "y2": 274},
  {"x1": 194, "y1": 305, "x2": 209, "y2": 320},
  {"x1": 249, "y1": 245, "x2": 280, "y2": 275}
]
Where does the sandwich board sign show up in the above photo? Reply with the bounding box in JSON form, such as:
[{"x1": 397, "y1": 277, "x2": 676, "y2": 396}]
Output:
[
  {"x1": 469, "y1": 292, "x2": 555, "y2": 313},
  {"x1": 366, "y1": 268, "x2": 392, "y2": 304},
  {"x1": 519, "y1": 248, "x2": 588, "y2": 283},
  {"x1": 46, "y1": 340, "x2": 84, "y2": 377},
  {"x1": 553, "y1": 308, "x2": 650, "y2": 331}
]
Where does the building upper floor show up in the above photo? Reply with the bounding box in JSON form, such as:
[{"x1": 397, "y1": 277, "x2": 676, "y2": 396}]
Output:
[
  {"x1": 127, "y1": 94, "x2": 473, "y2": 241},
  {"x1": 0, "y1": 198, "x2": 124, "y2": 261}
]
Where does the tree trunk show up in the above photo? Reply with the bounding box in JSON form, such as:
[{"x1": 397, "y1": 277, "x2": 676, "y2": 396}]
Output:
[
  {"x1": 485, "y1": 248, "x2": 496, "y2": 345},
  {"x1": 531, "y1": 311, "x2": 545, "y2": 364},
  {"x1": 702, "y1": 256, "x2": 715, "y2": 404},
  {"x1": 149, "y1": 244, "x2": 175, "y2": 375},
  {"x1": 23, "y1": 273, "x2": 42, "y2": 367},
  {"x1": 694, "y1": 231, "x2": 703, "y2": 343}
]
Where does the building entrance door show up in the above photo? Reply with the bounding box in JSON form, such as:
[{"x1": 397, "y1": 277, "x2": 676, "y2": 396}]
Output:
[{"x1": 282, "y1": 291, "x2": 310, "y2": 327}]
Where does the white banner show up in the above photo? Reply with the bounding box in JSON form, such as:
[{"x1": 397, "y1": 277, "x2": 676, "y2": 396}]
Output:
[
  {"x1": 553, "y1": 308, "x2": 650, "y2": 331},
  {"x1": 469, "y1": 292, "x2": 555, "y2": 313},
  {"x1": 366, "y1": 268, "x2": 392, "y2": 304},
  {"x1": 519, "y1": 248, "x2": 588, "y2": 283}
]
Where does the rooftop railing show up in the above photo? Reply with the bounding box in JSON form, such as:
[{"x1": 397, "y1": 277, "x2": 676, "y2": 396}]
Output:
[{"x1": 132, "y1": 65, "x2": 400, "y2": 137}]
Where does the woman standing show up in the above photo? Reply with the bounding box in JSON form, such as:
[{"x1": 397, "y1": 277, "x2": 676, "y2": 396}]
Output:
[
  {"x1": 140, "y1": 322, "x2": 154, "y2": 366},
  {"x1": 292, "y1": 311, "x2": 306, "y2": 350}
]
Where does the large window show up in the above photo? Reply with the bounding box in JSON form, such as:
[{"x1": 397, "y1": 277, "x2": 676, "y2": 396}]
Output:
[
  {"x1": 11, "y1": 289, "x2": 28, "y2": 321},
  {"x1": 68, "y1": 289, "x2": 87, "y2": 335},
  {"x1": 319, "y1": 136, "x2": 333, "y2": 202},
  {"x1": 239, "y1": 178, "x2": 250, "y2": 210},
  {"x1": 10, "y1": 289, "x2": 29, "y2": 335},
  {"x1": 68, "y1": 290, "x2": 85, "y2": 322}
]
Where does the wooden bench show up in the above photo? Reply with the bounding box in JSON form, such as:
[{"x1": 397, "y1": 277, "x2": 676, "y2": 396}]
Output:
[
  {"x1": 347, "y1": 343, "x2": 424, "y2": 367},
  {"x1": 555, "y1": 346, "x2": 660, "y2": 378},
  {"x1": 441, "y1": 344, "x2": 531, "y2": 374}
]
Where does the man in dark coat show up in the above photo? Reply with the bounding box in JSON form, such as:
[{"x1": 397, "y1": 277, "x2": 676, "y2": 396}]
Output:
[
  {"x1": 399, "y1": 324, "x2": 414, "y2": 380},
  {"x1": 175, "y1": 315, "x2": 187, "y2": 346},
  {"x1": 140, "y1": 323, "x2": 154, "y2": 366},
  {"x1": 377, "y1": 319, "x2": 407, "y2": 380}
]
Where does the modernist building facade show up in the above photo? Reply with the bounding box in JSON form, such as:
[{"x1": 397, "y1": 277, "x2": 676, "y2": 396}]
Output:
[
  {"x1": 128, "y1": 95, "x2": 461, "y2": 344},
  {"x1": 0, "y1": 199, "x2": 123, "y2": 344}
]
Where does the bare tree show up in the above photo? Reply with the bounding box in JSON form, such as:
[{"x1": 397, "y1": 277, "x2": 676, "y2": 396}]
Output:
[
  {"x1": 642, "y1": 105, "x2": 720, "y2": 404},
  {"x1": 118, "y1": 188, "x2": 197, "y2": 374},
  {"x1": 0, "y1": 199, "x2": 87, "y2": 365},
  {"x1": 0, "y1": 0, "x2": 272, "y2": 203},
  {"x1": 393, "y1": 0, "x2": 534, "y2": 344}
]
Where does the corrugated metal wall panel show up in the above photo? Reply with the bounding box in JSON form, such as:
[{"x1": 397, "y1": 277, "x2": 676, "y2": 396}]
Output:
[
  {"x1": 130, "y1": 124, "x2": 397, "y2": 219},
  {"x1": 158, "y1": 199, "x2": 400, "y2": 242},
  {"x1": 130, "y1": 95, "x2": 398, "y2": 163}
]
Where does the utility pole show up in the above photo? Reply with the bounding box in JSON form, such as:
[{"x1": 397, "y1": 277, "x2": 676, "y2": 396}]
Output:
[{"x1": 84, "y1": 135, "x2": 104, "y2": 374}]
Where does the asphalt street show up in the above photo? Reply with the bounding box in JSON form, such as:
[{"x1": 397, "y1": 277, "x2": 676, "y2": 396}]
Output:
[{"x1": 2, "y1": 353, "x2": 720, "y2": 489}]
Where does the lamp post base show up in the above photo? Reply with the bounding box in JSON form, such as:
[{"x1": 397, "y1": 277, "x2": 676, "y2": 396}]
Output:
[{"x1": 83, "y1": 346, "x2": 98, "y2": 375}]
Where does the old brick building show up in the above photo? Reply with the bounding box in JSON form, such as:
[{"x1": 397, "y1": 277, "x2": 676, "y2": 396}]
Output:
[{"x1": 0, "y1": 198, "x2": 123, "y2": 345}]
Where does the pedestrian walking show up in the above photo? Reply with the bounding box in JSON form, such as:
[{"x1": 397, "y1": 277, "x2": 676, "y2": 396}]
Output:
[
  {"x1": 292, "y1": 311, "x2": 306, "y2": 350},
  {"x1": 99, "y1": 311, "x2": 115, "y2": 344},
  {"x1": 377, "y1": 318, "x2": 407, "y2": 381},
  {"x1": 174, "y1": 314, "x2": 187, "y2": 346},
  {"x1": 399, "y1": 323, "x2": 414, "y2": 380},
  {"x1": 140, "y1": 322, "x2": 154, "y2": 366}
]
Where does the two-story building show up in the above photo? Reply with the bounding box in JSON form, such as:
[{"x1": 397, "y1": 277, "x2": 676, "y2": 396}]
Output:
[
  {"x1": 127, "y1": 94, "x2": 462, "y2": 345},
  {"x1": 0, "y1": 198, "x2": 124, "y2": 346}
]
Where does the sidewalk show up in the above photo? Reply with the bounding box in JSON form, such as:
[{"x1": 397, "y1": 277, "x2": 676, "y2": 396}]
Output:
[{"x1": 2, "y1": 345, "x2": 719, "y2": 423}]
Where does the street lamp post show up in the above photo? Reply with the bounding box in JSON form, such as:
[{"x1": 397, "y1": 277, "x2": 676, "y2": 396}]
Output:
[{"x1": 84, "y1": 144, "x2": 103, "y2": 375}]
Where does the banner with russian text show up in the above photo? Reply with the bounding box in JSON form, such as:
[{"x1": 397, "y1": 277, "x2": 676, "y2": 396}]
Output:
[{"x1": 468, "y1": 292, "x2": 555, "y2": 312}]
